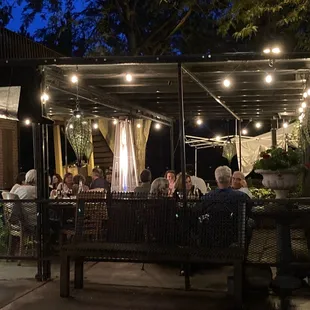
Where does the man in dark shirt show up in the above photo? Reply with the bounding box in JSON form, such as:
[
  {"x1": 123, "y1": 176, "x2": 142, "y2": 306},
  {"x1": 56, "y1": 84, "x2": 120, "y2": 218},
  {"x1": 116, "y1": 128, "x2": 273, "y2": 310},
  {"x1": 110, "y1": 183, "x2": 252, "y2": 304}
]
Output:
[
  {"x1": 134, "y1": 169, "x2": 152, "y2": 194},
  {"x1": 90, "y1": 167, "x2": 109, "y2": 190}
]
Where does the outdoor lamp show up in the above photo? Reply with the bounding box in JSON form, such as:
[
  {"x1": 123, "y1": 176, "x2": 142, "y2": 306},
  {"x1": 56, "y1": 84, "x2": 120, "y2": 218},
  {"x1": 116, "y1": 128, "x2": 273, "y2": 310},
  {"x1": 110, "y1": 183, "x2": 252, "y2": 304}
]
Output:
[
  {"x1": 223, "y1": 78, "x2": 231, "y2": 88},
  {"x1": 242, "y1": 129, "x2": 248, "y2": 135},
  {"x1": 24, "y1": 119, "x2": 31, "y2": 126},
  {"x1": 41, "y1": 92, "x2": 49, "y2": 103},
  {"x1": 265, "y1": 74, "x2": 273, "y2": 84},
  {"x1": 196, "y1": 118, "x2": 203, "y2": 125},
  {"x1": 71, "y1": 74, "x2": 78, "y2": 84},
  {"x1": 125, "y1": 73, "x2": 133, "y2": 82},
  {"x1": 74, "y1": 110, "x2": 82, "y2": 118},
  {"x1": 302, "y1": 102, "x2": 307, "y2": 109}
]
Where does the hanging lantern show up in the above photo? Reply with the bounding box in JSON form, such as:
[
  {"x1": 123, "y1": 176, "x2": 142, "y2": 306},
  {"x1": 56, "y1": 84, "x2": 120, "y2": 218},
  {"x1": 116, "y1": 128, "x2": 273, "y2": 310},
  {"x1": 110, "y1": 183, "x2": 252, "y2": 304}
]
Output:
[
  {"x1": 222, "y1": 141, "x2": 236, "y2": 164},
  {"x1": 66, "y1": 113, "x2": 92, "y2": 166}
]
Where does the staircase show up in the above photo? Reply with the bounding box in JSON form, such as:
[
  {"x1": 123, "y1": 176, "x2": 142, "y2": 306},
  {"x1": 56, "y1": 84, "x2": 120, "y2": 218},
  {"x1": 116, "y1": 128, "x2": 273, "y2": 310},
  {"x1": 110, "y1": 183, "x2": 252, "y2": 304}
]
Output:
[{"x1": 92, "y1": 131, "x2": 113, "y2": 171}]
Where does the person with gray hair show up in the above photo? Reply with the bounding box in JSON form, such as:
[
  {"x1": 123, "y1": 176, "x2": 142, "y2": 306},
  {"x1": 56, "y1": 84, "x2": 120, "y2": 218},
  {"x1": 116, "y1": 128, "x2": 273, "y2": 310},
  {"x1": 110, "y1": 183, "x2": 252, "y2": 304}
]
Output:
[
  {"x1": 214, "y1": 165, "x2": 232, "y2": 188},
  {"x1": 15, "y1": 169, "x2": 37, "y2": 199},
  {"x1": 150, "y1": 177, "x2": 169, "y2": 196}
]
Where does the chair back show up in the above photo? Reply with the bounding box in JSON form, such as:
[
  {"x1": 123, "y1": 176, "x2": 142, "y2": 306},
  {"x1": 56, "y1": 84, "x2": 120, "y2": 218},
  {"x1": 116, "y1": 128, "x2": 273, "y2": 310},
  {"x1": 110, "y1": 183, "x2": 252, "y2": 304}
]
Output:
[
  {"x1": 2, "y1": 192, "x2": 19, "y2": 200},
  {"x1": 2, "y1": 192, "x2": 23, "y2": 226}
]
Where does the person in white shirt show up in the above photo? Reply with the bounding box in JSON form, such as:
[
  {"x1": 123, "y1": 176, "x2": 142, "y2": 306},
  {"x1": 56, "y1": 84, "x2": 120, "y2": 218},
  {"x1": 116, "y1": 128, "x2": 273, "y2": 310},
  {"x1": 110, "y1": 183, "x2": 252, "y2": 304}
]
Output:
[
  {"x1": 231, "y1": 171, "x2": 252, "y2": 198},
  {"x1": 14, "y1": 169, "x2": 37, "y2": 229},
  {"x1": 186, "y1": 164, "x2": 207, "y2": 194},
  {"x1": 10, "y1": 172, "x2": 26, "y2": 194}
]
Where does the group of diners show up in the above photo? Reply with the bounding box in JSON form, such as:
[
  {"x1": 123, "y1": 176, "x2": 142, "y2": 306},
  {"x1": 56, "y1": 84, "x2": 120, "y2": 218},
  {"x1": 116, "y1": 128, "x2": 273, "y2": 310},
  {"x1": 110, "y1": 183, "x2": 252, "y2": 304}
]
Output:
[
  {"x1": 134, "y1": 164, "x2": 252, "y2": 199},
  {"x1": 9, "y1": 167, "x2": 112, "y2": 200}
]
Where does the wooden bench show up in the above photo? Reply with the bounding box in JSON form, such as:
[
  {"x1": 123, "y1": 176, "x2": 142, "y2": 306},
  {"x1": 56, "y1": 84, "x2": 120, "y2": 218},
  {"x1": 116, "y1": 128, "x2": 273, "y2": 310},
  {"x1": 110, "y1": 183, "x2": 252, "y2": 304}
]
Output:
[{"x1": 60, "y1": 192, "x2": 246, "y2": 307}]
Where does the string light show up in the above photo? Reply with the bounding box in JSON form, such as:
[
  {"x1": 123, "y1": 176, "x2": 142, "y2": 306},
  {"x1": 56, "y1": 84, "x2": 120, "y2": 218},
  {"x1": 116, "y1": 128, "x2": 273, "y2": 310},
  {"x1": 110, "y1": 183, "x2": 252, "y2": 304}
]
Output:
[
  {"x1": 271, "y1": 47, "x2": 281, "y2": 54},
  {"x1": 265, "y1": 74, "x2": 273, "y2": 84},
  {"x1": 299, "y1": 114, "x2": 304, "y2": 122},
  {"x1": 41, "y1": 92, "x2": 49, "y2": 103},
  {"x1": 155, "y1": 123, "x2": 161, "y2": 130},
  {"x1": 196, "y1": 118, "x2": 203, "y2": 125},
  {"x1": 223, "y1": 78, "x2": 231, "y2": 88},
  {"x1": 255, "y1": 122, "x2": 262, "y2": 129},
  {"x1": 263, "y1": 48, "x2": 271, "y2": 54},
  {"x1": 303, "y1": 92, "x2": 308, "y2": 98},
  {"x1": 24, "y1": 119, "x2": 31, "y2": 126},
  {"x1": 263, "y1": 46, "x2": 281, "y2": 55},
  {"x1": 137, "y1": 123, "x2": 141, "y2": 128},
  {"x1": 242, "y1": 129, "x2": 248, "y2": 135},
  {"x1": 113, "y1": 119, "x2": 118, "y2": 125},
  {"x1": 299, "y1": 107, "x2": 304, "y2": 113},
  {"x1": 283, "y1": 122, "x2": 288, "y2": 129},
  {"x1": 71, "y1": 75, "x2": 78, "y2": 84},
  {"x1": 215, "y1": 135, "x2": 221, "y2": 141},
  {"x1": 125, "y1": 73, "x2": 133, "y2": 82},
  {"x1": 93, "y1": 123, "x2": 99, "y2": 130},
  {"x1": 302, "y1": 102, "x2": 307, "y2": 109}
]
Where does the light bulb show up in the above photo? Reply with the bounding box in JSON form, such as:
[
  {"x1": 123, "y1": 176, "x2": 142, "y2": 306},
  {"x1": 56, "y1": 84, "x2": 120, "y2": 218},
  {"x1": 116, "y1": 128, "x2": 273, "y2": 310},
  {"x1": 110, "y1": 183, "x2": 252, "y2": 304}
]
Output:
[
  {"x1": 215, "y1": 135, "x2": 221, "y2": 141},
  {"x1": 272, "y1": 47, "x2": 281, "y2": 54},
  {"x1": 242, "y1": 129, "x2": 248, "y2": 135},
  {"x1": 196, "y1": 119, "x2": 203, "y2": 125},
  {"x1": 69, "y1": 124, "x2": 74, "y2": 129},
  {"x1": 303, "y1": 92, "x2": 308, "y2": 98},
  {"x1": 299, "y1": 107, "x2": 304, "y2": 113},
  {"x1": 302, "y1": 102, "x2": 307, "y2": 109},
  {"x1": 24, "y1": 119, "x2": 31, "y2": 126},
  {"x1": 299, "y1": 114, "x2": 304, "y2": 122},
  {"x1": 76, "y1": 113, "x2": 81, "y2": 119},
  {"x1": 137, "y1": 123, "x2": 141, "y2": 128},
  {"x1": 265, "y1": 74, "x2": 273, "y2": 84},
  {"x1": 263, "y1": 48, "x2": 271, "y2": 54},
  {"x1": 125, "y1": 73, "x2": 133, "y2": 82},
  {"x1": 307, "y1": 89, "x2": 310, "y2": 96},
  {"x1": 71, "y1": 75, "x2": 78, "y2": 84},
  {"x1": 41, "y1": 92, "x2": 49, "y2": 103},
  {"x1": 155, "y1": 123, "x2": 161, "y2": 130},
  {"x1": 283, "y1": 122, "x2": 288, "y2": 128},
  {"x1": 223, "y1": 78, "x2": 231, "y2": 88},
  {"x1": 113, "y1": 119, "x2": 118, "y2": 125},
  {"x1": 93, "y1": 123, "x2": 99, "y2": 129},
  {"x1": 255, "y1": 122, "x2": 262, "y2": 129}
]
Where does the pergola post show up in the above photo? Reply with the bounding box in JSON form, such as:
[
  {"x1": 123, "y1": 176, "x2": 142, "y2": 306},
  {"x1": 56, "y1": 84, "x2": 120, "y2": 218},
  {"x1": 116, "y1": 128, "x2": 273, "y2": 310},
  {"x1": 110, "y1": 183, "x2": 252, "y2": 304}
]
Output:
[
  {"x1": 170, "y1": 124, "x2": 175, "y2": 170},
  {"x1": 87, "y1": 133, "x2": 95, "y2": 176},
  {"x1": 271, "y1": 117, "x2": 277, "y2": 147},
  {"x1": 177, "y1": 63, "x2": 187, "y2": 203},
  {"x1": 194, "y1": 148, "x2": 198, "y2": 176},
  {"x1": 238, "y1": 120, "x2": 242, "y2": 171},
  {"x1": 53, "y1": 124, "x2": 64, "y2": 178}
]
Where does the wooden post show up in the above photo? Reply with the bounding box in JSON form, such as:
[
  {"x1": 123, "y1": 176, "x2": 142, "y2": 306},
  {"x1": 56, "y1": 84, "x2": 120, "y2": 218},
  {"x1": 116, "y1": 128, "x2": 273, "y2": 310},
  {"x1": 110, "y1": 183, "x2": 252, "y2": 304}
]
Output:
[
  {"x1": 87, "y1": 134, "x2": 95, "y2": 176},
  {"x1": 53, "y1": 124, "x2": 63, "y2": 178}
]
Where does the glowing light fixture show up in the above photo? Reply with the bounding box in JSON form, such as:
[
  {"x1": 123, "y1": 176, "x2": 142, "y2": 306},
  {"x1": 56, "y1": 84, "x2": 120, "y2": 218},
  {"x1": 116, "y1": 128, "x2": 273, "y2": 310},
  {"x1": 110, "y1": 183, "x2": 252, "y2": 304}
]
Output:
[
  {"x1": 242, "y1": 129, "x2": 248, "y2": 135},
  {"x1": 303, "y1": 92, "x2": 308, "y2": 98},
  {"x1": 307, "y1": 89, "x2": 310, "y2": 96},
  {"x1": 93, "y1": 122, "x2": 99, "y2": 130},
  {"x1": 283, "y1": 122, "x2": 288, "y2": 129},
  {"x1": 265, "y1": 74, "x2": 273, "y2": 84},
  {"x1": 196, "y1": 118, "x2": 203, "y2": 125},
  {"x1": 255, "y1": 122, "x2": 262, "y2": 129},
  {"x1": 136, "y1": 123, "x2": 141, "y2": 128},
  {"x1": 41, "y1": 92, "x2": 49, "y2": 103},
  {"x1": 113, "y1": 119, "x2": 118, "y2": 125},
  {"x1": 263, "y1": 48, "x2": 271, "y2": 54},
  {"x1": 155, "y1": 123, "x2": 161, "y2": 130},
  {"x1": 223, "y1": 78, "x2": 231, "y2": 88},
  {"x1": 302, "y1": 101, "x2": 307, "y2": 109},
  {"x1": 24, "y1": 119, "x2": 31, "y2": 126},
  {"x1": 215, "y1": 135, "x2": 221, "y2": 141},
  {"x1": 125, "y1": 73, "x2": 133, "y2": 82},
  {"x1": 299, "y1": 107, "x2": 304, "y2": 113},
  {"x1": 71, "y1": 75, "x2": 78, "y2": 84},
  {"x1": 272, "y1": 47, "x2": 281, "y2": 54},
  {"x1": 299, "y1": 114, "x2": 304, "y2": 122}
]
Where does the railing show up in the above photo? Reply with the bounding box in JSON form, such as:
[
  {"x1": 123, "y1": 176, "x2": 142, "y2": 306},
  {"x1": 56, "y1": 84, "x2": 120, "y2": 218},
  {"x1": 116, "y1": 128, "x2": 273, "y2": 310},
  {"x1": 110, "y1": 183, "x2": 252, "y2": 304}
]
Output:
[{"x1": 0, "y1": 195, "x2": 310, "y2": 281}]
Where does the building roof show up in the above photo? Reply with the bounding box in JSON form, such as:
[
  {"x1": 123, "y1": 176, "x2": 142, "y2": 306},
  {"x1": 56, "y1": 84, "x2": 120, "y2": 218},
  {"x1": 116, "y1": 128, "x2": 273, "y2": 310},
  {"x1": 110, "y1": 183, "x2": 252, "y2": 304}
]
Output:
[{"x1": 0, "y1": 27, "x2": 62, "y2": 59}]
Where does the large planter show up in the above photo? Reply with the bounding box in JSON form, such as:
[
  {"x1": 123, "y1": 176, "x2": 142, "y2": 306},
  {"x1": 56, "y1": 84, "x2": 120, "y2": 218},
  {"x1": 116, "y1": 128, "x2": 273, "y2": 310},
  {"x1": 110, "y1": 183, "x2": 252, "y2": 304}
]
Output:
[{"x1": 255, "y1": 169, "x2": 299, "y2": 199}]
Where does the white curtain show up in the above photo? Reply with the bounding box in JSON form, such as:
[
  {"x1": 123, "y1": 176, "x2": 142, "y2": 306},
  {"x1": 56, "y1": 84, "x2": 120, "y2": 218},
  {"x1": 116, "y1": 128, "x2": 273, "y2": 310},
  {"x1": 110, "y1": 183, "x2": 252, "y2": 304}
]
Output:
[
  {"x1": 111, "y1": 120, "x2": 138, "y2": 192},
  {"x1": 234, "y1": 124, "x2": 296, "y2": 176}
]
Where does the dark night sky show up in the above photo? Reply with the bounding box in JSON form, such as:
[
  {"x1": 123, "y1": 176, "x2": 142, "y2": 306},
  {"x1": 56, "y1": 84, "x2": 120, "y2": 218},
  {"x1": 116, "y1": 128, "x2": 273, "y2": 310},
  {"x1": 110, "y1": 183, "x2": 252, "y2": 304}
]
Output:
[{"x1": 7, "y1": 2, "x2": 269, "y2": 180}]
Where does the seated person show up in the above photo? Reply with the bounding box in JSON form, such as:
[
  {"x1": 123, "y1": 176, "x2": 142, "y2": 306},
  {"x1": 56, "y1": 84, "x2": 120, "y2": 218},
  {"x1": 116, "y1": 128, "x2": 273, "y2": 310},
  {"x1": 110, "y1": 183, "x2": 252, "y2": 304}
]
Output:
[
  {"x1": 232, "y1": 171, "x2": 253, "y2": 198},
  {"x1": 90, "y1": 168, "x2": 109, "y2": 191},
  {"x1": 10, "y1": 172, "x2": 26, "y2": 194},
  {"x1": 200, "y1": 166, "x2": 252, "y2": 248},
  {"x1": 72, "y1": 174, "x2": 89, "y2": 195},
  {"x1": 174, "y1": 173, "x2": 202, "y2": 199},
  {"x1": 134, "y1": 169, "x2": 152, "y2": 194},
  {"x1": 150, "y1": 178, "x2": 169, "y2": 197}
]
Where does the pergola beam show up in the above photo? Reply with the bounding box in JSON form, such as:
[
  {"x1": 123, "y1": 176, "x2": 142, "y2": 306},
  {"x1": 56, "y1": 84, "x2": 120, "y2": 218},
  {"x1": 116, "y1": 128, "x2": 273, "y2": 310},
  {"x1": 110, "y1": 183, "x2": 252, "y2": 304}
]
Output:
[{"x1": 181, "y1": 65, "x2": 240, "y2": 120}]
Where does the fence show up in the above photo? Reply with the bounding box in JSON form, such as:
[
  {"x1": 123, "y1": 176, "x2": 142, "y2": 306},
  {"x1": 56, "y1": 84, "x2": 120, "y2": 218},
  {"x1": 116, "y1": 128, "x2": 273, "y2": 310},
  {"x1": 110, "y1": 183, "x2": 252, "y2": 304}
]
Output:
[{"x1": 0, "y1": 195, "x2": 310, "y2": 281}]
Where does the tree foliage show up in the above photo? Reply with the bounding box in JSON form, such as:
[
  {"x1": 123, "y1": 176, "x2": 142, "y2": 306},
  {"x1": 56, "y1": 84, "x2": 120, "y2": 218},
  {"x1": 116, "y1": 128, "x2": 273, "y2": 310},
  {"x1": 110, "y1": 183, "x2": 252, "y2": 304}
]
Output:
[{"x1": 219, "y1": 0, "x2": 310, "y2": 51}]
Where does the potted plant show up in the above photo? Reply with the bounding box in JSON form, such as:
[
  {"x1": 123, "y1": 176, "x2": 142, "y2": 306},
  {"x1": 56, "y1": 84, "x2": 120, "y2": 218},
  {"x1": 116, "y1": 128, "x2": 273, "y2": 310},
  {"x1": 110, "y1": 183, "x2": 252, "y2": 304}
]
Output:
[{"x1": 254, "y1": 147, "x2": 302, "y2": 199}]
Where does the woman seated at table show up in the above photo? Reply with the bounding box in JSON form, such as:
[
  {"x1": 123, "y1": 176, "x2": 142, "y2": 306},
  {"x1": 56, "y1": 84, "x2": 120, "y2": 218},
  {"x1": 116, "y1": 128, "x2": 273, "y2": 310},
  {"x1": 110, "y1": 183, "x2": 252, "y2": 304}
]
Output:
[
  {"x1": 51, "y1": 174, "x2": 62, "y2": 190},
  {"x1": 56, "y1": 173, "x2": 74, "y2": 196},
  {"x1": 164, "y1": 170, "x2": 176, "y2": 196},
  {"x1": 174, "y1": 173, "x2": 202, "y2": 199},
  {"x1": 72, "y1": 174, "x2": 89, "y2": 195}
]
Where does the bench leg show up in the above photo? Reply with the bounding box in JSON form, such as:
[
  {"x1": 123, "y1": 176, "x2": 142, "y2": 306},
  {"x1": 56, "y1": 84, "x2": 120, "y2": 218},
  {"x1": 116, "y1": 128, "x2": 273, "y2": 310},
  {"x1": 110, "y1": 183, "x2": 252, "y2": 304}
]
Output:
[
  {"x1": 233, "y1": 262, "x2": 244, "y2": 309},
  {"x1": 74, "y1": 257, "x2": 84, "y2": 289},
  {"x1": 60, "y1": 252, "x2": 70, "y2": 298}
]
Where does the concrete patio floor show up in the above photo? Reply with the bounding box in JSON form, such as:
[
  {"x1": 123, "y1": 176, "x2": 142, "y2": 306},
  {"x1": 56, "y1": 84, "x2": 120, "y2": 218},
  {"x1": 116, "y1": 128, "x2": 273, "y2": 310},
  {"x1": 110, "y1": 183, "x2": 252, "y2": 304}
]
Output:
[{"x1": 0, "y1": 261, "x2": 310, "y2": 309}]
